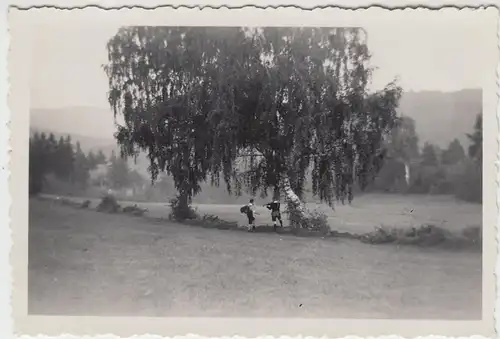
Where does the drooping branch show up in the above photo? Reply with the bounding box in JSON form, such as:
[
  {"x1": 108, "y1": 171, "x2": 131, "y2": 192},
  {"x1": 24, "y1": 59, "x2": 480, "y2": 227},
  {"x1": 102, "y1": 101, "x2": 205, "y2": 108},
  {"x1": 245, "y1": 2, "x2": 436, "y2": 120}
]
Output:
[{"x1": 104, "y1": 27, "x2": 402, "y2": 212}]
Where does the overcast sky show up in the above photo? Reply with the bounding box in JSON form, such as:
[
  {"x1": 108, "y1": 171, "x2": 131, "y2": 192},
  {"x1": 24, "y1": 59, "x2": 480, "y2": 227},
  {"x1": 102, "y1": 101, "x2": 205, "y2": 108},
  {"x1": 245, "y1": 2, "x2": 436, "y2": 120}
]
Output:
[{"x1": 30, "y1": 17, "x2": 491, "y2": 109}]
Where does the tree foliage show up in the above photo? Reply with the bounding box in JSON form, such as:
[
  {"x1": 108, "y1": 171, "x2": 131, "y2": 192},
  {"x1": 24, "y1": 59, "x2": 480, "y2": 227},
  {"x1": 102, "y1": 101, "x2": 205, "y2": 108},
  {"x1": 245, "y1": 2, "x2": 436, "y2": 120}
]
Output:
[
  {"x1": 104, "y1": 27, "x2": 402, "y2": 210},
  {"x1": 72, "y1": 141, "x2": 90, "y2": 187},
  {"x1": 29, "y1": 132, "x2": 106, "y2": 195},
  {"x1": 420, "y1": 142, "x2": 439, "y2": 167},
  {"x1": 107, "y1": 150, "x2": 131, "y2": 190},
  {"x1": 372, "y1": 115, "x2": 419, "y2": 190},
  {"x1": 441, "y1": 138, "x2": 465, "y2": 165},
  {"x1": 95, "y1": 150, "x2": 107, "y2": 165},
  {"x1": 87, "y1": 151, "x2": 98, "y2": 170},
  {"x1": 455, "y1": 112, "x2": 482, "y2": 202},
  {"x1": 467, "y1": 112, "x2": 482, "y2": 165},
  {"x1": 386, "y1": 116, "x2": 419, "y2": 162},
  {"x1": 52, "y1": 136, "x2": 75, "y2": 180},
  {"x1": 29, "y1": 132, "x2": 55, "y2": 194}
]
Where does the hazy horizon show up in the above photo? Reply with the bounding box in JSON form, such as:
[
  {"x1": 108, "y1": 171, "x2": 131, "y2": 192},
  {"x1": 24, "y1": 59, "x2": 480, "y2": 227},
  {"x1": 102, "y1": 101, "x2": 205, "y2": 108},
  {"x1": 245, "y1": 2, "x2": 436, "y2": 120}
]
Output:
[
  {"x1": 30, "y1": 14, "x2": 491, "y2": 110},
  {"x1": 29, "y1": 87, "x2": 483, "y2": 111},
  {"x1": 29, "y1": 18, "x2": 488, "y2": 145}
]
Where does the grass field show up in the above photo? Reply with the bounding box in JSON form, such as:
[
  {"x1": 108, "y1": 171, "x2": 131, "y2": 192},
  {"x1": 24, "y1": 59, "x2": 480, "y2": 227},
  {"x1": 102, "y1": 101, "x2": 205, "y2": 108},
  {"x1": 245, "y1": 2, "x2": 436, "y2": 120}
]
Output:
[
  {"x1": 42, "y1": 193, "x2": 482, "y2": 235},
  {"x1": 29, "y1": 195, "x2": 482, "y2": 319}
]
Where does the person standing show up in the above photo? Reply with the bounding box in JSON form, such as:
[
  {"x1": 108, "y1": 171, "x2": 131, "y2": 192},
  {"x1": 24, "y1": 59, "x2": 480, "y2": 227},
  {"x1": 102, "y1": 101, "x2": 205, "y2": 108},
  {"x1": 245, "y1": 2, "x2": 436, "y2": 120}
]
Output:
[
  {"x1": 246, "y1": 199, "x2": 258, "y2": 232},
  {"x1": 238, "y1": 198, "x2": 262, "y2": 232},
  {"x1": 265, "y1": 199, "x2": 283, "y2": 231}
]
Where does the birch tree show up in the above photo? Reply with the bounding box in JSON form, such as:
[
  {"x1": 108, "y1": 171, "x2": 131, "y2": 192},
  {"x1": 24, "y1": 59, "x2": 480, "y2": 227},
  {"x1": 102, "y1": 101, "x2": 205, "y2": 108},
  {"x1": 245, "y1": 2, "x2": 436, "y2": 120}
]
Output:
[
  {"x1": 386, "y1": 116, "x2": 419, "y2": 186},
  {"x1": 104, "y1": 27, "x2": 402, "y2": 225}
]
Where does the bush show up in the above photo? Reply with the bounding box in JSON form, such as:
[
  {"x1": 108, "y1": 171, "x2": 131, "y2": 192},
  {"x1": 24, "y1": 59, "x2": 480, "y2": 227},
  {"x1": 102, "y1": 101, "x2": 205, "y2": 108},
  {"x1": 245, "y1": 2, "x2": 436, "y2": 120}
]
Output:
[
  {"x1": 368, "y1": 159, "x2": 408, "y2": 193},
  {"x1": 360, "y1": 225, "x2": 401, "y2": 244},
  {"x1": 168, "y1": 196, "x2": 198, "y2": 221},
  {"x1": 408, "y1": 165, "x2": 447, "y2": 194},
  {"x1": 402, "y1": 159, "x2": 481, "y2": 201},
  {"x1": 96, "y1": 194, "x2": 121, "y2": 213},
  {"x1": 285, "y1": 204, "x2": 330, "y2": 235},
  {"x1": 80, "y1": 200, "x2": 91, "y2": 209},
  {"x1": 307, "y1": 210, "x2": 331, "y2": 235},
  {"x1": 361, "y1": 224, "x2": 449, "y2": 247},
  {"x1": 122, "y1": 204, "x2": 148, "y2": 216},
  {"x1": 201, "y1": 214, "x2": 224, "y2": 223}
]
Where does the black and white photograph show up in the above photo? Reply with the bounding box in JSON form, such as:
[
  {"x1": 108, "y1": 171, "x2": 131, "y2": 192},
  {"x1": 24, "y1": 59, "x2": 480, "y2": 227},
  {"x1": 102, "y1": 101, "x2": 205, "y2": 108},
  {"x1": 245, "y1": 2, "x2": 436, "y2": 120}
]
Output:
[{"x1": 7, "y1": 5, "x2": 498, "y2": 338}]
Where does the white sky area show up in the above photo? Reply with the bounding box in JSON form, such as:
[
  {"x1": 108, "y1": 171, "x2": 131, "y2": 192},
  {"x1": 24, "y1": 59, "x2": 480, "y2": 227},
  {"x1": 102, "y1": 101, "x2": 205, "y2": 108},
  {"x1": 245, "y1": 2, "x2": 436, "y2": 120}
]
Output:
[{"x1": 30, "y1": 16, "x2": 489, "y2": 109}]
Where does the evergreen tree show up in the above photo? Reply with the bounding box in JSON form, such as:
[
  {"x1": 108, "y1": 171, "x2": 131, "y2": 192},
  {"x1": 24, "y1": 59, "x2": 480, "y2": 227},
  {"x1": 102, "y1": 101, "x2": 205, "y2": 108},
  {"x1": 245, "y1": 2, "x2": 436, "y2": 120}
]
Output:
[
  {"x1": 53, "y1": 135, "x2": 74, "y2": 181},
  {"x1": 453, "y1": 112, "x2": 482, "y2": 203},
  {"x1": 53, "y1": 136, "x2": 66, "y2": 179},
  {"x1": 467, "y1": 112, "x2": 482, "y2": 165},
  {"x1": 441, "y1": 138, "x2": 465, "y2": 165},
  {"x1": 87, "y1": 150, "x2": 98, "y2": 170},
  {"x1": 47, "y1": 133, "x2": 58, "y2": 166},
  {"x1": 72, "y1": 141, "x2": 90, "y2": 187},
  {"x1": 38, "y1": 132, "x2": 50, "y2": 172},
  {"x1": 29, "y1": 133, "x2": 47, "y2": 194},
  {"x1": 95, "y1": 150, "x2": 107, "y2": 165},
  {"x1": 421, "y1": 142, "x2": 439, "y2": 167}
]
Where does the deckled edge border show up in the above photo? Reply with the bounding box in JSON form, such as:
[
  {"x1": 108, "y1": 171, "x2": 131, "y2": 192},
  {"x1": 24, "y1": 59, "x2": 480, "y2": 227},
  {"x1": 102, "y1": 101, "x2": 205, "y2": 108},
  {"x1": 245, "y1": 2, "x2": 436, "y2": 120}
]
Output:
[
  {"x1": 1, "y1": 0, "x2": 12, "y2": 338},
  {"x1": 1, "y1": 3, "x2": 498, "y2": 339}
]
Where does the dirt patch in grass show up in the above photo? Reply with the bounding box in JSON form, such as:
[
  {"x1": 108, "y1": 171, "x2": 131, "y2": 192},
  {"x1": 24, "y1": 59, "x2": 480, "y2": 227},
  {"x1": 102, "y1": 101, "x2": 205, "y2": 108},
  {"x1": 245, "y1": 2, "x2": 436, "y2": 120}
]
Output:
[{"x1": 29, "y1": 199, "x2": 481, "y2": 319}]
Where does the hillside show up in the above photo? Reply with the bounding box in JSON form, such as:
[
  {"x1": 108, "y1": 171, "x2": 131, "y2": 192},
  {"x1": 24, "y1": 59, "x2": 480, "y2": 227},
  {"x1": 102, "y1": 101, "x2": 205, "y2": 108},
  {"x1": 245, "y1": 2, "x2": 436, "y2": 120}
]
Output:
[
  {"x1": 30, "y1": 106, "x2": 118, "y2": 141},
  {"x1": 398, "y1": 88, "x2": 481, "y2": 148},
  {"x1": 30, "y1": 88, "x2": 482, "y2": 150},
  {"x1": 29, "y1": 128, "x2": 116, "y2": 154}
]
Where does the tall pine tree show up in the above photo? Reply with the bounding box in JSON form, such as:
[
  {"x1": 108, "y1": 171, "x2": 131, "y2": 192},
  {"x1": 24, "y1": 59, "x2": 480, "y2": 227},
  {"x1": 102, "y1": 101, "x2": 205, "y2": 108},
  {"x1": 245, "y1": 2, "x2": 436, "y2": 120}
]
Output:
[
  {"x1": 52, "y1": 136, "x2": 74, "y2": 181},
  {"x1": 421, "y1": 142, "x2": 439, "y2": 167},
  {"x1": 72, "y1": 141, "x2": 90, "y2": 187},
  {"x1": 467, "y1": 112, "x2": 482, "y2": 166},
  {"x1": 441, "y1": 138, "x2": 465, "y2": 165},
  {"x1": 95, "y1": 150, "x2": 107, "y2": 165}
]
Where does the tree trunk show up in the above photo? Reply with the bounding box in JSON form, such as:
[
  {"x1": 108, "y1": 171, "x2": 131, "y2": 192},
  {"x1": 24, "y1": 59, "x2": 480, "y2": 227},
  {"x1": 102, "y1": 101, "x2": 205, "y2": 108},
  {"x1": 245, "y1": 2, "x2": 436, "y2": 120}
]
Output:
[
  {"x1": 404, "y1": 161, "x2": 410, "y2": 186},
  {"x1": 170, "y1": 189, "x2": 195, "y2": 221},
  {"x1": 178, "y1": 191, "x2": 189, "y2": 210},
  {"x1": 280, "y1": 174, "x2": 313, "y2": 228}
]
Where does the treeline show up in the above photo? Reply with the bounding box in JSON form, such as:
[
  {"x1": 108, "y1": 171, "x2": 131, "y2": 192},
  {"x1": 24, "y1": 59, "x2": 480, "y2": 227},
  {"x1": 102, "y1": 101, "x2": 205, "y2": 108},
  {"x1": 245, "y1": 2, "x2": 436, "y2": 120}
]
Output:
[
  {"x1": 369, "y1": 112, "x2": 482, "y2": 203},
  {"x1": 29, "y1": 132, "x2": 108, "y2": 195},
  {"x1": 29, "y1": 111, "x2": 482, "y2": 204},
  {"x1": 92, "y1": 151, "x2": 148, "y2": 192},
  {"x1": 29, "y1": 131, "x2": 160, "y2": 199}
]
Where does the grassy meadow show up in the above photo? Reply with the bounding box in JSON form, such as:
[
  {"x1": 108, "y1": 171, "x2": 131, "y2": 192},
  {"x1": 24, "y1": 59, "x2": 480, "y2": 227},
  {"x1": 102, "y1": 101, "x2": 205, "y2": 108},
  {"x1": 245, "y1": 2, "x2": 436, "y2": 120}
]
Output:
[{"x1": 29, "y1": 193, "x2": 482, "y2": 319}]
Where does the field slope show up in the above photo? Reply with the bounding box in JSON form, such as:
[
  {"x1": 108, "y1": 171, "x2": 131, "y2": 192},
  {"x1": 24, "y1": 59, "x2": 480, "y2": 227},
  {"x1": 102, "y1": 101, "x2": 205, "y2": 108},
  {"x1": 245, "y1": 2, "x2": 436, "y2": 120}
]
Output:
[{"x1": 29, "y1": 199, "x2": 481, "y2": 319}]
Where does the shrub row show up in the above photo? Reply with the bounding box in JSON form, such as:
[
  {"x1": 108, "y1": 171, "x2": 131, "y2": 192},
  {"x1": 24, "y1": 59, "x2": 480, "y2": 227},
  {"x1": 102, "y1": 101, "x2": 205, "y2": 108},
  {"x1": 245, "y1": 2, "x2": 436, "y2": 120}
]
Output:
[{"x1": 41, "y1": 195, "x2": 481, "y2": 251}]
